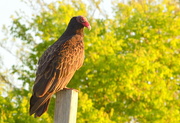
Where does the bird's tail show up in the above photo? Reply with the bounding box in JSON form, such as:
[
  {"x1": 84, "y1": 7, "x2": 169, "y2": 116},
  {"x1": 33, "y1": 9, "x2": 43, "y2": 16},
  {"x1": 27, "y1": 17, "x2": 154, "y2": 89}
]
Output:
[{"x1": 29, "y1": 93, "x2": 52, "y2": 117}]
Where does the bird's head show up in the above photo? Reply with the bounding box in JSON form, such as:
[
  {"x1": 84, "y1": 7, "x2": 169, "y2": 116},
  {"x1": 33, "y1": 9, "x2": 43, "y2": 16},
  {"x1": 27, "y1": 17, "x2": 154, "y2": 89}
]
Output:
[{"x1": 76, "y1": 16, "x2": 91, "y2": 30}]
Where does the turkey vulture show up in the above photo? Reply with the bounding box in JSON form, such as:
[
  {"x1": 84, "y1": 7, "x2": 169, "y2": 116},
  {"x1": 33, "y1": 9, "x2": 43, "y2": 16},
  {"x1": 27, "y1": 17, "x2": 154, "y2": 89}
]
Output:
[{"x1": 30, "y1": 16, "x2": 91, "y2": 117}]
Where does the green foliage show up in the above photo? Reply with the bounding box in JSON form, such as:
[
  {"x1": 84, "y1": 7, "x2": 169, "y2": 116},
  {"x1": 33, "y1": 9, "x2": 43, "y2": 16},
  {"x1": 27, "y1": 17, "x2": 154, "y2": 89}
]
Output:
[{"x1": 1, "y1": 0, "x2": 180, "y2": 122}]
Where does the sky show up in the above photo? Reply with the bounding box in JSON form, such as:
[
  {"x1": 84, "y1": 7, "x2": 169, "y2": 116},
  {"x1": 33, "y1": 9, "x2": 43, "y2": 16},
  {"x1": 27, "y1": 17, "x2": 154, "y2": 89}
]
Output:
[
  {"x1": 0, "y1": 0, "x2": 25, "y2": 24},
  {"x1": 0, "y1": 0, "x2": 31, "y2": 88},
  {"x1": 0, "y1": 0, "x2": 22, "y2": 68},
  {"x1": 0, "y1": 0, "x2": 29, "y2": 69}
]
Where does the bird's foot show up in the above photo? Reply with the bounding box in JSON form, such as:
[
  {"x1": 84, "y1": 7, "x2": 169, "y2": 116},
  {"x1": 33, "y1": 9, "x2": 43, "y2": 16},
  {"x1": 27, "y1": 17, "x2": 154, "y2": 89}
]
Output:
[{"x1": 63, "y1": 87, "x2": 79, "y2": 92}]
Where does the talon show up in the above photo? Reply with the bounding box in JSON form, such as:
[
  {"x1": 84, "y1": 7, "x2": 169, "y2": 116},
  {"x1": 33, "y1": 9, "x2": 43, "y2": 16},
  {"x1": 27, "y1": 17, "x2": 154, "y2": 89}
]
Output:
[{"x1": 63, "y1": 87, "x2": 79, "y2": 92}]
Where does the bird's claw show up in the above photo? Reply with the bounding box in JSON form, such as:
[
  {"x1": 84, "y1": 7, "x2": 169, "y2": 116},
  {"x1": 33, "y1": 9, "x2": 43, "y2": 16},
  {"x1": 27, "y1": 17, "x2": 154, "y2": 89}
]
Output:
[{"x1": 63, "y1": 87, "x2": 79, "y2": 92}]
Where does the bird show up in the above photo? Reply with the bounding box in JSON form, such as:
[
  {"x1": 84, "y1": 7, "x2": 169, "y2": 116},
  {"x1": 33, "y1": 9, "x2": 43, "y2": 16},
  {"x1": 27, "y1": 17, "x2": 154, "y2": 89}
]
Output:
[{"x1": 29, "y1": 16, "x2": 91, "y2": 117}]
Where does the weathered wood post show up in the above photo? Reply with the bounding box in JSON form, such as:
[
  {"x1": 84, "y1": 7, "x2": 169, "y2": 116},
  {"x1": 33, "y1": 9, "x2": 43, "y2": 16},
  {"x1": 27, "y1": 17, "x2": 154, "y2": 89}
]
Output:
[{"x1": 54, "y1": 89, "x2": 78, "y2": 123}]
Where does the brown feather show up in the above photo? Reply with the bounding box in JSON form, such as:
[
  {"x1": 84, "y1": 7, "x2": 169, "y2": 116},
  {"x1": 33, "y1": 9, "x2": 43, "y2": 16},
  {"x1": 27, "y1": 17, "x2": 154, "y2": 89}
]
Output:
[
  {"x1": 30, "y1": 16, "x2": 90, "y2": 117},
  {"x1": 30, "y1": 35, "x2": 84, "y2": 115}
]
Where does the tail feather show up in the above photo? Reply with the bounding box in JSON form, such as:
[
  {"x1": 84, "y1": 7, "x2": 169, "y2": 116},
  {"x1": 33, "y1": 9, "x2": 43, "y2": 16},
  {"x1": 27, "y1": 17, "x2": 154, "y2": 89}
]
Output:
[
  {"x1": 34, "y1": 99, "x2": 50, "y2": 117},
  {"x1": 30, "y1": 93, "x2": 52, "y2": 117}
]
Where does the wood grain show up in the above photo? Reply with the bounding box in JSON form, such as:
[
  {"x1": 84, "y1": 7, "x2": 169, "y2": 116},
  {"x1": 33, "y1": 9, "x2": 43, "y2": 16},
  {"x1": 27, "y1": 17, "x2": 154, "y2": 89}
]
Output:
[{"x1": 54, "y1": 89, "x2": 78, "y2": 123}]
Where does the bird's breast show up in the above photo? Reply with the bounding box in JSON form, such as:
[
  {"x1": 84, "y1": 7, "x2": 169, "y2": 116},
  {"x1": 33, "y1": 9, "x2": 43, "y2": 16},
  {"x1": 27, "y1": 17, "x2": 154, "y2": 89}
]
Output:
[{"x1": 59, "y1": 35, "x2": 84, "y2": 70}]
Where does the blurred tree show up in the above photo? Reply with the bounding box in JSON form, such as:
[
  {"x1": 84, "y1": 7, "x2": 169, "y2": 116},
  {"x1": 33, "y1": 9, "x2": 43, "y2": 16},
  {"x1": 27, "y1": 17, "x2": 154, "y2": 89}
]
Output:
[{"x1": 1, "y1": 0, "x2": 180, "y2": 122}]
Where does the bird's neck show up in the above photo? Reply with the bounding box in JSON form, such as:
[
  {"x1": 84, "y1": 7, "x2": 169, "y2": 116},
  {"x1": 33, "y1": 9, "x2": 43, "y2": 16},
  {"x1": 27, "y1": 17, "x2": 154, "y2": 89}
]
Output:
[
  {"x1": 76, "y1": 28, "x2": 84, "y2": 36},
  {"x1": 59, "y1": 28, "x2": 84, "y2": 40}
]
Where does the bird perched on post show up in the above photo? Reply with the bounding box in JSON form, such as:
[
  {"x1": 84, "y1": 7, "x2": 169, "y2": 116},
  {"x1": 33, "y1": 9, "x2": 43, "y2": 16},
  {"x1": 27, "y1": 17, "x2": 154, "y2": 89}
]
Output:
[{"x1": 29, "y1": 16, "x2": 91, "y2": 117}]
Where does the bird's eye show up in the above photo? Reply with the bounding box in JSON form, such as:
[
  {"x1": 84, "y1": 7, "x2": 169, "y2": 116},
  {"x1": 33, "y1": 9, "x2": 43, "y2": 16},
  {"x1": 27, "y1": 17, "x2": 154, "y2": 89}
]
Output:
[{"x1": 80, "y1": 18, "x2": 85, "y2": 23}]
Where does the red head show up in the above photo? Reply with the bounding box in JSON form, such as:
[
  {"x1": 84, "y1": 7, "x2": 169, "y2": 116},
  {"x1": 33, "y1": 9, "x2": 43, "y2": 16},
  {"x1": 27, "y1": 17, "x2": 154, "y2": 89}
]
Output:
[{"x1": 76, "y1": 16, "x2": 91, "y2": 30}]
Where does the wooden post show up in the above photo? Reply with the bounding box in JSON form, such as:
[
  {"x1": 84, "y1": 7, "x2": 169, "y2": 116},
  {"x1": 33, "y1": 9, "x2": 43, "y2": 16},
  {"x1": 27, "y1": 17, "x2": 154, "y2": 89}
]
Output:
[{"x1": 54, "y1": 89, "x2": 78, "y2": 123}]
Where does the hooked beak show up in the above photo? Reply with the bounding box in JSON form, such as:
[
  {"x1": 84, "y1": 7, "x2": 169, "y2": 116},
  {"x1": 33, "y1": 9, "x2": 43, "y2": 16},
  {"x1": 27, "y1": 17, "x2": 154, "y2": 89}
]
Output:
[
  {"x1": 87, "y1": 25, "x2": 91, "y2": 30},
  {"x1": 82, "y1": 22, "x2": 91, "y2": 30}
]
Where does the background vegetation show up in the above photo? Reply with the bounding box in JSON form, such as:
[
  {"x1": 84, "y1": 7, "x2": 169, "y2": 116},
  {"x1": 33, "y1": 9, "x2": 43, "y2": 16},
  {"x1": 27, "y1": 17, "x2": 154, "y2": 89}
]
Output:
[{"x1": 0, "y1": 0, "x2": 180, "y2": 122}]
